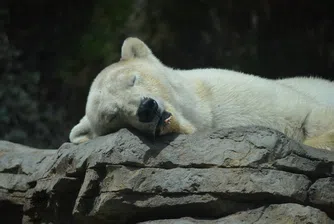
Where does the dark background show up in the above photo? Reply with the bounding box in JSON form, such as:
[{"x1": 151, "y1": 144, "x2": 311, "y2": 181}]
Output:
[{"x1": 1, "y1": 0, "x2": 334, "y2": 148}]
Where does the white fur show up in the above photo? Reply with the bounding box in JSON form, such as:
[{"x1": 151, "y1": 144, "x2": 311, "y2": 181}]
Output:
[
  {"x1": 69, "y1": 37, "x2": 334, "y2": 150},
  {"x1": 277, "y1": 76, "x2": 334, "y2": 106}
]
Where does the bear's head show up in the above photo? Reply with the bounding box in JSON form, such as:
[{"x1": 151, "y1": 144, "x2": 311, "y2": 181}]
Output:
[{"x1": 69, "y1": 37, "x2": 185, "y2": 144}]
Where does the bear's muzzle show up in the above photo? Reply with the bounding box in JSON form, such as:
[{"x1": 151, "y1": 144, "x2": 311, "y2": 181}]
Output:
[{"x1": 137, "y1": 97, "x2": 159, "y2": 123}]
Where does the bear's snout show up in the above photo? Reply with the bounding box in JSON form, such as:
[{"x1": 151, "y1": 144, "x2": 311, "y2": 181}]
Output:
[{"x1": 137, "y1": 97, "x2": 159, "y2": 123}]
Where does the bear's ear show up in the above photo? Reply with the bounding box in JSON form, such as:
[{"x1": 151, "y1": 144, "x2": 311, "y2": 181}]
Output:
[
  {"x1": 121, "y1": 37, "x2": 152, "y2": 60},
  {"x1": 69, "y1": 116, "x2": 94, "y2": 144}
]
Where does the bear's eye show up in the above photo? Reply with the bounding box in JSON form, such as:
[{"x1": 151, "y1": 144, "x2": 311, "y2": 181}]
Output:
[{"x1": 129, "y1": 75, "x2": 137, "y2": 87}]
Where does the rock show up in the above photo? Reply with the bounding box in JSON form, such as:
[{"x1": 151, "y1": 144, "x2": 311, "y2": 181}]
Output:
[
  {"x1": 138, "y1": 204, "x2": 334, "y2": 224},
  {"x1": 100, "y1": 166, "x2": 309, "y2": 201},
  {"x1": 0, "y1": 126, "x2": 333, "y2": 223},
  {"x1": 308, "y1": 177, "x2": 334, "y2": 211}
]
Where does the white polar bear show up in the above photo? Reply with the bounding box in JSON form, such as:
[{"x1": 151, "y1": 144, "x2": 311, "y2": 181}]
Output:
[
  {"x1": 70, "y1": 37, "x2": 334, "y2": 150},
  {"x1": 277, "y1": 77, "x2": 334, "y2": 106}
]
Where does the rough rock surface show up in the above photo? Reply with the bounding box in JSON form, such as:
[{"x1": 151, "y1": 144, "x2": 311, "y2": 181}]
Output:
[{"x1": 0, "y1": 126, "x2": 333, "y2": 224}]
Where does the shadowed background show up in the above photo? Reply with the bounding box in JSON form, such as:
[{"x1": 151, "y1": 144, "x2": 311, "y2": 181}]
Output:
[{"x1": 1, "y1": 0, "x2": 334, "y2": 148}]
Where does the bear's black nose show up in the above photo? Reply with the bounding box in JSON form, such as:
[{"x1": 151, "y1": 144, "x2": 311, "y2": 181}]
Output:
[{"x1": 137, "y1": 97, "x2": 158, "y2": 122}]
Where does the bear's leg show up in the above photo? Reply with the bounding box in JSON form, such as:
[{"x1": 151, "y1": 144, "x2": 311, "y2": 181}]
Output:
[
  {"x1": 303, "y1": 106, "x2": 334, "y2": 151},
  {"x1": 303, "y1": 130, "x2": 334, "y2": 151},
  {"x1": 69, "y1": 116, "x2": 94, "y2": 144}
]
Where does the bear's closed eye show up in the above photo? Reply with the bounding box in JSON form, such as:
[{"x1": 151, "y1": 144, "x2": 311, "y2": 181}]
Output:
[{"x1": 130, "y1": 75, "x2": 137, "y2": 86}]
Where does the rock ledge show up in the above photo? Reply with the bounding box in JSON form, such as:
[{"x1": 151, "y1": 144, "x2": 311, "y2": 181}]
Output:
[{"x1": 0, "y1": 126, "x2": 333, "y2": 223}]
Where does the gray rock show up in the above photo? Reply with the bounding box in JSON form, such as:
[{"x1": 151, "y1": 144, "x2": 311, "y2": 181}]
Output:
[
  {"x1": 138, "y1": 203, "x2": 334, "y2": 224},
  {"x1": 99, "y1": 166, "x2": 309, "y2": 201},
  {"x1": 0, "y1": 126, "x2": 333, "y2": 223},
  {"x1": 308, "y1": 177, "x2": 334, "y2": 208}
]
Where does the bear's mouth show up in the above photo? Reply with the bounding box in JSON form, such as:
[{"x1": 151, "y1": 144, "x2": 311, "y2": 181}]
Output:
[{"x1": 154, "y1": 111, "x2": 172, "y2": 136}]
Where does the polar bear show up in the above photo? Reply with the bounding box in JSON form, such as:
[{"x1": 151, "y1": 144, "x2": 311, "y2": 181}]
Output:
[
  {"x1": 69, "y1": 37, "x2": 334, "y2": 150},
  {"x1": 277, "y1": 77, "x2": 334, "y2": 106}
]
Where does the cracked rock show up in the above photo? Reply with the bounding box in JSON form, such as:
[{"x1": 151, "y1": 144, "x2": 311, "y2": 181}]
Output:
[
  {"x1": 0, "y1": 126, "x2": 333, "y2": 223},
  {"x1": 138, "y1": 203, "x2": 334, "y2": 224}
]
